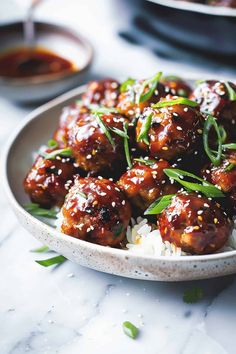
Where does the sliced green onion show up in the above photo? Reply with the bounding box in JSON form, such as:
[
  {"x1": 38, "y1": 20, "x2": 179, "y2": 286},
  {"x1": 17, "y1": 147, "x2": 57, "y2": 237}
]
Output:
[
  {"x1": 137, "y1": 113, "x2": 153, "y2": 145},
  {"x1": 47, "y1": 139, "x2": 58, "y2": 148},
  {"x1": 24, "y1": 203, "x2": 58, "y2": 219},
  {"x1": 120, "y1": 78, "x2": 135, "y2": 93},
  {"x1": 30, "y1": 245, "x2": 50, "y2": 253},
  {"x1": 35, "y1": 255, "x2": 66, "y2": 267},
  {"x1": 133, "y1": 158, "x2": 156, "y2": 166},
  {"x1": 77, "y1": 191, "x2": 87, "y2": 199},
  {"x1": 138, "y1": 71, "x2": 162, "y2": 103},
  {"x1": 162, "y1": 75, "x2": 181, "y2": 81},
  {"x1": 224, "y1": 163, "x2": 235, "y2": 172},
  {"x1": 195, "y1": 79, "x2": 205, "y2": 86},
  {"x1": 122, "y1": 321, "x2": 139, "y2": 339},
  {"x1": 123, "y1": 122, "x2": 132, "y2": 169},
  {"x1": 92, "y1": 107, "x2": 118, "y2": 115},
  {"x1": 177, "y1": 89, "x2": 188, "y2": 97},
  {"x1": 164, "y1": 168, "x2": 225, "y2": 198},
  {"x1": 203, "y1": 115, "x2": 222, "y2": 166},
  {"x1": 222, "y1": 143, "x2": 236, "y2": 150},
  {"x1": 42, "y1": 148, "x2": 72, "y2": 160},
  {"x1": 144, "y1": 194, "x2": 175, "y2": 215},
  {"x1": 219, "y1": 125, "x2": 227, "y2": 143},
  {"x1": 152, "y1": 97, "x2": 198, "y2": 109},
  {"x1": 183, "y1": 287, "x2": 203, "y2": 304},
  {"x1": 94, "y1": 113, "x2": 115, "y2": 147},
  {"x1": 225, "y1": 82, "x2": 236, "y2": 101},
  {"x1": 109, "y1": 126, "x2": 130, "y2": 139}
]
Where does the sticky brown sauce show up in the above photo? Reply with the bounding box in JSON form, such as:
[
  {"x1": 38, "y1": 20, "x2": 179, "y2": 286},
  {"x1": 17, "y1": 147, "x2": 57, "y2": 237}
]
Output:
[{"x1": 0, "y1": 47, "x2": 76, "y2": 78}]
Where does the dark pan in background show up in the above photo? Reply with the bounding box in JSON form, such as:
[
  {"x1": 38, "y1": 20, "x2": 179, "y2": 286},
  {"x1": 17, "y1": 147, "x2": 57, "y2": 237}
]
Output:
[{"x1": 116, "y1": 0, "x2": 236, "y2": 63}]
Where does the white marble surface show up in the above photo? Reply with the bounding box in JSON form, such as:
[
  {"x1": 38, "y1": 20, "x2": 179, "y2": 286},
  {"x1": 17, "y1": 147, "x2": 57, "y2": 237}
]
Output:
[{"x1": 1, "y1": 1, "x2": 236, "y2": 353}]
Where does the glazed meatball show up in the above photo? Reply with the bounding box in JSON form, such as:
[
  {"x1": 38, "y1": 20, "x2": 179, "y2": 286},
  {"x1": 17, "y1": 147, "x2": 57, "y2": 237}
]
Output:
[
  {"x1": 118, "y1": 158, "x2": 178, "y2": 213},
  {"x1": 202, "y1": 151, "x2": 236, "y2": 213},
  {"x1": 190, "y1": 80, "x2": 236, "y2": 139},
  {"x1": 159, "y1": 192, "x2": 232, "y2": 254},
  {"x1": 161, "y1": 76, "x2": 192, "y2": 98},
  {"x1": 53, "y1": 105, "x2": 89, "y2": 147},
  {"x1": 136, "y1": 95, "x2": 203, "y2": 160},
  {"x1": 60, "y1": 177, "x2": 131, "y2": 246},
  {"x1": 67, "y1": 111, "x2": 129, "y2": 175},
  {"x1": 82, "y1": 79, "x2": 120, "y2": 108},
  {"x1": 117, "y1": 78, "x2": 166, "y2": 119},
  {"x1": 24, "y1": 150, "x2": 78, "y2": 208}
]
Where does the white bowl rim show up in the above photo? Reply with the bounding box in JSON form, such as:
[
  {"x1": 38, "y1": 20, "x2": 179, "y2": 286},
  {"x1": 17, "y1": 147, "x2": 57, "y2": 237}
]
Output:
[
  {"x1": 2, "y1": 75, "x2": 236, "y2": 265},
  {"x1": 147, "y1": 0, "x2": 236, "y2": 16}
]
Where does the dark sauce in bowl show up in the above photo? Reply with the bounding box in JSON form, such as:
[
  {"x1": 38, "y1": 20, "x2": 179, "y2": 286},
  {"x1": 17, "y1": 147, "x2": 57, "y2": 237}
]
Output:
[{"x1": 0, "y1": 47, "x2": 76, "y2": 79}]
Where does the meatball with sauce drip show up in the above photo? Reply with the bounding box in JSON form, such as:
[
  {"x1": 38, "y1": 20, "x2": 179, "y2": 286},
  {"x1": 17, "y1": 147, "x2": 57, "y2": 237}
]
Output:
[
  {"x1": 67, "y1": 111, "x2": 130, "y2": 175},
  {"x1": 136, "y1": 95, "x2": 203, "y2": 160},
  {"x1": 60, "y1": 177, "x2": 131, "y2": 246},
  {"x1": 82, "y1": 79, "x2": 120, "y2": 108},
  {"x1": 190, "y1": 80, "x2": 236, "y2": 139},
  {"x1": 158, "y1": 192, "x2": 232, "y2": 255},
  {"x1": 53, "y1": 105, "x2": 89, "y2": 147},
  {"x1": 161, "y1": 76, "x2": 192, "y2": 98},
  {"x1": 117, "y1": 77, "x2": 166, "y2": 119},
  {"x1": 24, "y1": 150, "x2": 78, "y2": 208},
  {"x1": 201, "y1": 151, "x2": 236, "y2": 214},
  {"x1": 118, "y1": 158, "x2": 178, "y2": 213}
]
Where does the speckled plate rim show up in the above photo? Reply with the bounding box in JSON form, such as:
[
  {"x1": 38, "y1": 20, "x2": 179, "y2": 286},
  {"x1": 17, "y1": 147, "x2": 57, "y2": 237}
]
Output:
[
  {"x1": 146, "y1": 0, "x2": 236, "y2": 16},
  {"x1": 2, "y1": 73, "x2": 236, "y2": 281}
]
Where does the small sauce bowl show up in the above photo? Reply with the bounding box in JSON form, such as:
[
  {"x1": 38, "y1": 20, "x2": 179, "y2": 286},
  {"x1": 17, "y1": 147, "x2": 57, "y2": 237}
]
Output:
[{"x1": 0, "y1": 21, "x2": 93, "y2": 103}]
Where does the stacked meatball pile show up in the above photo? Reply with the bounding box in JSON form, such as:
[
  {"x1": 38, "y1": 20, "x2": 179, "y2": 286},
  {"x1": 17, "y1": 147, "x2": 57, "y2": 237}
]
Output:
[{"x1": 24, "y1": 75, "x2": 236, "y2": 255}]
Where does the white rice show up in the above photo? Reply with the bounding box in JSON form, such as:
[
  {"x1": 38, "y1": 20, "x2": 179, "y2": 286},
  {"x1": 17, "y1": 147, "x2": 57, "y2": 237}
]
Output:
[
  {"x1": 125, "y1": 217, "x2": 236, "y2": 257},
  {"x1": 55, "y1": 211, "x2": 236, "y2": 257}
]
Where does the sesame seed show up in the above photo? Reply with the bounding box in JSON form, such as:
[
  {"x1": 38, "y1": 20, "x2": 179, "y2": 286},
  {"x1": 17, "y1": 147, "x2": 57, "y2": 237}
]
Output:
[
  {"x1": 112, "y1": 202, "x2": 116, "y2": 207},
  {"x1": 162, "y1": 146, "x2": 168, "y2": 150},
  {"x1": 198, "y1": 215, "x2": 203, "y2": 221},
  {"x1": 214, "y1": 218, "x2": 218, "y2": 224},
  {"x1": 122, "y1": 200, "x2": 126, "y2": 205},
  {"x1": 177, "y1": 126, "x2": 182, "y2": 131}
]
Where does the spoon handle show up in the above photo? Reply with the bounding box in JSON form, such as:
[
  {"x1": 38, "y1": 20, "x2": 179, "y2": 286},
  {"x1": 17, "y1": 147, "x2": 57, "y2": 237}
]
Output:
[{"x1": 24, "y1": 0, "x2": 43, "y2": 47}]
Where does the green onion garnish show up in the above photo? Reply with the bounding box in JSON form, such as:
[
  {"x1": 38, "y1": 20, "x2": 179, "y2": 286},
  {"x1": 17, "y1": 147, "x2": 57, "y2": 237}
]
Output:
[
  {"x1": 225, "y1": 82, "x2": 236, "y2": 101},
  {"x1": 109, "y1": 126, "x2": 130, "y2": 139},
  {"x1": 123, "y1": 122, "x2": 132, "y2": 169},
  {"x1": 24, "y1": 203, "x2": 58, "y2": 219},
  {"x1": 224, "y1": 163, "x2": 235, "y2": 172},
  {"x1": 137, "y1": 113, "x2": 153, "y2": 145},
  {"x1": 203, "y1": 115, "x2": 222, "y2": 166},
  {"x1": 77, "y1": 191, "x2": 87, "y2": 199},
  {"x1": 144, "y1": 194, "x2": 175, "y2": 215},
  {"x1": 183, "y1": 287, "x2": 203, "y2": 304},
  {"x1": 30, "y1": 245, "x2": 50, "y2": 253},
  {"x1": 164, "y1": 168, "x2": 225, "y2": 198},
  {"x1": 120, "y1": 78, "x2": 135, "y2": 93},
  {"x1": 133, "y1": 158, "x2": 156, "y2": 166},
  {"x1": 222, "y1": 143, "x2": 236, "y2": 150},
  {"x1": 47, "y1": 139, "x2": 58, "y2": 148},
  {"x1": 92, "y1": 107, "x2": 118, "y2": 115},
  {"x1": 42, "y1": 148, "x2": 72, "y2": 160},
  {"x1": 162, "y1": 75, "x2": 181, "y2": 81},
  {"x1": 122, "y1": 321, "x2": 139, "y2": 339},
  {"x1": 138, "y1": 71, "x2": 162, "y2": 103},
  {"x1": 152, "y1": 97, "x2": 198, "y2": 109},
  {"x1": 94, "y1": 113, "x2": 115, "y2": 147},
  {"x1": 219, "y1": 126, "x2": 227, "y2": 143},
  {"x1": 35, "y1": 255, "x2": 67, "y2": 267}
]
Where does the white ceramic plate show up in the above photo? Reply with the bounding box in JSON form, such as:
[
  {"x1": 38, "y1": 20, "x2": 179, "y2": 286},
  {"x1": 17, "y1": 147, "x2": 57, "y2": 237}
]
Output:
[
  {"x1": 147, "y1": 0, "x2": 236, "y2": 16},
  {"x1": 3, "y1": 80, "x2": 236, "y2": 281}
]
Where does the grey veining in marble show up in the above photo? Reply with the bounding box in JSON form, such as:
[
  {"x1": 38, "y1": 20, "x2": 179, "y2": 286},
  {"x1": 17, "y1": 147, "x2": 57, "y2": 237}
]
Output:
[{"x1": 1, "y1": 1, "x2": 236, "y2": 353}]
